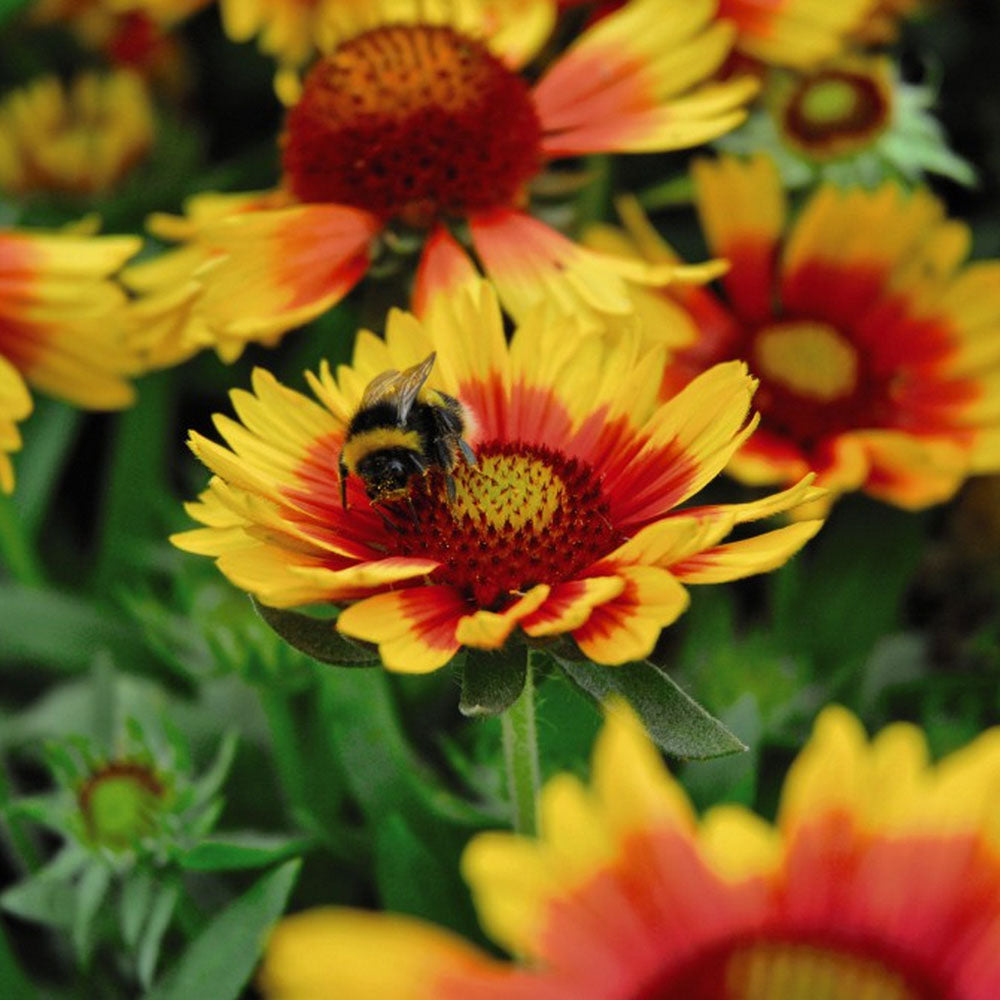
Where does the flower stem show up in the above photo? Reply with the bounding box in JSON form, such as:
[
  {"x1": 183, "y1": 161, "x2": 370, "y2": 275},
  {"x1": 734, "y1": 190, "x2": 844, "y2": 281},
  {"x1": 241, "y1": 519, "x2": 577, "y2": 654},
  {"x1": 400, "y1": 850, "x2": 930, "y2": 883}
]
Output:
[{"x1": 500, "y1": 651, "x2": 540, "y2": 836}]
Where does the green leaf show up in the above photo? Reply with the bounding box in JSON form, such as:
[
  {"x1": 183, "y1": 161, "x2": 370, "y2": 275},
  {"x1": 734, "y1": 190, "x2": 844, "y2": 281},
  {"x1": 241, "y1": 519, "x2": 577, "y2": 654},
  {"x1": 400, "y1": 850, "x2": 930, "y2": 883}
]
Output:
[
  {"x1": 0, "y1": 920, "x2": 38, "y2": 1000},
  {"x1": 373, "y1": 814, "x2": 474, "y2": 932},
  {"x1": 14, "y1": 399, "x2": 80, "y2": 539},
  {"x1": 73, "y1": 861, "x2": 111, "y2": 966},
  {"x1": 190, "y1": 731, "x2": 239, "y2": 808},
  {"x1": 0, "y1": 584, "x2": 146, "y2": 672},
  {"x1": 180, "y1": 833, "x2": 312, "y2": 872},
  {"x1": 0, "y1": 846, "x2": 90, "y2": 928},
  {"x1": 0, "y1": 0, "x2": 31, "y2": 28},
  {"x1": 120, "y1": 869, "x2": 156, "y2": 951},
  {"x1": 138, "y1": 882, "x2": 180, "y2": 990},
  {"x1": 554, "y1": 656, "x2": 746, "y2": 760},
  {"x1": 252, "y1": 599, "x2": 379, "y2": 666},
  {"x1": 145, "y1": 860, "x2": 300, "y2": 1000},
  {"x1": 459, "y1": 647, "x2": 526, "y2": 717}
]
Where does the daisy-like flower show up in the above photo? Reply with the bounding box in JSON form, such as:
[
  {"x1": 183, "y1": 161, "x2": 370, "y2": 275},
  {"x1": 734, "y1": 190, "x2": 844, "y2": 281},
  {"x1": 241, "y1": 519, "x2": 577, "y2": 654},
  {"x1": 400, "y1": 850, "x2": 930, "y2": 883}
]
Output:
[
  {"x1": 599, "y1": 155, "x2": 1000, "y2": 511},
  {"x1": 127, "y1": 0, "x2": 757, "y2": 366},
  {"x1": 30, "y1": 0, "x2": 206, "y2": 96},
  {"x1": 0, "y1": 226, "x2": 140, "y2": 491},
  {"x1": 0, "y1": 70, "x2": 155, "y2": 196},
  {"x1": 261, "y1": 701, "x2": 1000, "y2": 999},
  {"x1": 172, "y1": 282, "x2": 822, "y2": 672}
]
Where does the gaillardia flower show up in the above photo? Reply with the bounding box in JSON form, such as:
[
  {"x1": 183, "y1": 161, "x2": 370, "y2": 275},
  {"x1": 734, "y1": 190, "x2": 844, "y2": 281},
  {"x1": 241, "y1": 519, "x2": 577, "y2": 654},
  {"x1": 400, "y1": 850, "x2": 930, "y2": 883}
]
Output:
[
  {"x1": 127, "y1": 0, "x2": 756, "y2": 365},
  {"x1": 0, "y1": 227, "x2": 140, "y2": 491},
  {"x1": 172, "y1": 282, "x2": 821, "y2": 672},
  {"x1": 0, "y1": 70, "x2": 155, "y2": 196},
  {"x1": 261, "y1": 701, "x2": 1000, "y2": 999},
  {"x1": 603, "y1": 155, "x2": 1000, "y2": 510}
]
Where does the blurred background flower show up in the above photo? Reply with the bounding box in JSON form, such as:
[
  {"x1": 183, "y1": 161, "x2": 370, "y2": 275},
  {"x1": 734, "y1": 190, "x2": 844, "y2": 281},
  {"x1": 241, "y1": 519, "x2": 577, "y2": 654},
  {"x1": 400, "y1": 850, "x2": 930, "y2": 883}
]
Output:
[{"x1": 261, "y1": 700, "x2": 1000, "y2": 998}]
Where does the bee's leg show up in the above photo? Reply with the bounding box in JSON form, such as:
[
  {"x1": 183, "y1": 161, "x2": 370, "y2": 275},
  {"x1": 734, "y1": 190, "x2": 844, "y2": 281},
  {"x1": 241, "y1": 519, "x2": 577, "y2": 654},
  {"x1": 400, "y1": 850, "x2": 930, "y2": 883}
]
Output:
[
  {"x1": 405, "y1": 494, "x2": 420, "y2": 526},
  {"x1": 376, "y1": 508, "x2": 403, "y2": 533},
  {"x1": 458, "y1": 438, "x2": 477, "y2": 466},
  {"x1": 338, "y1": 458, "x2": 350, "y2": 509},
  {"x1": 445, "y1": 471, "x2": 457, "y2": 503}
]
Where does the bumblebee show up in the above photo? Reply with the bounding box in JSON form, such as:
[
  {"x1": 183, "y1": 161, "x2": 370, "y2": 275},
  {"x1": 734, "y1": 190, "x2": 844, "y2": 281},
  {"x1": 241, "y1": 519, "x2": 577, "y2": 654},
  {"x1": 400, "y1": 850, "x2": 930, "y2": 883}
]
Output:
[{"x1": 338, "y1": 352, "x2": 476, "y2": 509}]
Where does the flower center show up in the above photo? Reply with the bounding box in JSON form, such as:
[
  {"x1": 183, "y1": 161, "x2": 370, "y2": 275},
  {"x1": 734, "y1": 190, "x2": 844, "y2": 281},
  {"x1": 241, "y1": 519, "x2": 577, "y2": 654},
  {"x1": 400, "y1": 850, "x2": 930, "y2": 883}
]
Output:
[
  {"x1": 753, "y1": 320, "x2": 858, "y2": 402},
  {"x1": 281, "y1": 25, "x2": 542, "y2": 226},
  {"x1": 777, "y1": 63, "x2": 892, "y2": 160},
  {"x1": 635, "y1": 935, "x2": 947, "y2": 1000},
  {"x1": 77, "y1": 761, "x2": 167, "y2": 850},
  {"x1": 385, "y1": 441, "x2": 623, "y2": 609}
]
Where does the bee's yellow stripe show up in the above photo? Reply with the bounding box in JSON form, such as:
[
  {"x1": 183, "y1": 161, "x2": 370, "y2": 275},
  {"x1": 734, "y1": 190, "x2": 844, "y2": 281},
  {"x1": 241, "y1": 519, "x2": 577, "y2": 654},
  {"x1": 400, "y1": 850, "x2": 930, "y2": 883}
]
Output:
[{"x1": 341, "y1": 427, "x2": 422, "y2": 473}]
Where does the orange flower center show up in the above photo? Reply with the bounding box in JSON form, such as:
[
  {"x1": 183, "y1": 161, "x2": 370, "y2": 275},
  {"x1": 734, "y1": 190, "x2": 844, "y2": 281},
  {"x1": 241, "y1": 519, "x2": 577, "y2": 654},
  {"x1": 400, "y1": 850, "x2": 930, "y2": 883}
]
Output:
[
  {"x1": 281, "y1": 25, "x2": 542, "y2": 227},
  {"x1": 385, "y1": 441, "x2": 623, "y2": 609},
  {"x1": 777, "y1": 63, "x2": 892, "y2": 161},
  {"x1": 753, "y1": 321, "x2": 858, "y2": 402},
  {"x1": 636, "y1": 935, "x2": 944, "y2": 1000}
]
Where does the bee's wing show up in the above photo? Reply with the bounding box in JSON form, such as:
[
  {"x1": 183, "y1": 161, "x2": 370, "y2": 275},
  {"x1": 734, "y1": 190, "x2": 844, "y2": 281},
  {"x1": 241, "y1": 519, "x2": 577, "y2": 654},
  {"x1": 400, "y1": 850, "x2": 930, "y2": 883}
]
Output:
[{"x1": 359, "y1": 353, "x2": 436, "y2": 425}]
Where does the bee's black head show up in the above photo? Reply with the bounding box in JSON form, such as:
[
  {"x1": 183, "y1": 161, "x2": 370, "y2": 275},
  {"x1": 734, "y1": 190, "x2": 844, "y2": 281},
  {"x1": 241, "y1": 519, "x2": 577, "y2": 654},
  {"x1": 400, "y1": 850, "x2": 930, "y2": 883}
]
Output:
[{"x1": 358, "y1": 448, "x2": 425, "y2": 502}]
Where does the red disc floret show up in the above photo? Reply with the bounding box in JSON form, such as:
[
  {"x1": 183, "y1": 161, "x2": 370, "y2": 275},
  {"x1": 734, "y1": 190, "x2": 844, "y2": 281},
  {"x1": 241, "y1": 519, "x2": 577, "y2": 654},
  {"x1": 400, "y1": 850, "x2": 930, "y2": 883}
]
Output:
[
  {"x1": 386, "y1": 441, "x2": 623, "y2": 609},
  {"x1": 281, "y1": 25, "x2": 543, "y2": 225}
]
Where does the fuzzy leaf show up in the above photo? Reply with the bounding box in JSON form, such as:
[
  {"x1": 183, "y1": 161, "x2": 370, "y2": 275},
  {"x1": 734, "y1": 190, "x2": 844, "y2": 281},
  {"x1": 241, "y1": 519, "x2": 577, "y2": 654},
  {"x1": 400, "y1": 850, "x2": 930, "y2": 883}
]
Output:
[
  {"x1": 145, "y1": 860, "x2": 300, "y2": 1000},
  {"x1": 554, "y1": 656, "x2": 746, "y2": 760},
  {"x1": 459, "y1": 648, "x2": 526, "y2": 717},
  {"x1": 252, "y1": 599, "x2": 379, "y2": 666}
]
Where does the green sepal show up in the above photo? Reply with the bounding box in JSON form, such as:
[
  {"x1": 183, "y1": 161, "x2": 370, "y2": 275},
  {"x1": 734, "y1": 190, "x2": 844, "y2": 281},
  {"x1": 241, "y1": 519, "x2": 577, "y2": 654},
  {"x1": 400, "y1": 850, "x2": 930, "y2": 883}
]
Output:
[
  {"x1": 138, "y1": 881, "x2": 180, "y2": 989},
  {"x1": 180, "y1": 833, "x2": 313, "y2": 872},
  {"x1": 552, "y1": 653, "x2": 746, "y2": 760},
  {"x1": 459, "y1": 647, "x2": 527, "y2": 717},
  {"x1": 251, "y1": 598, "x2": 379, "y2": 667},
  {"x1": 145, "y1": 860, "x2": 300, "y2": 1000},
  {"x1": 72, "y1": 861, "x2": 111, "y2": 967}
]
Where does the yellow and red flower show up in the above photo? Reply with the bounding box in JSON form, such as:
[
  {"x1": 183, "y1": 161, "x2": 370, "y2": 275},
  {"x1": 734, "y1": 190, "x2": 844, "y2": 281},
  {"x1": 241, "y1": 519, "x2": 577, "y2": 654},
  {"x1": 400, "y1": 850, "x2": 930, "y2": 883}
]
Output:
[
  {"x1": 173, "y1": 282, "x2": 821, "y2": 672},
  {"x1": 0, "y1": 70, "x2": 155, "y2": 196},
  {"x1": 129, "y1": 0, "x2": 756, "y2": 366},
  {"x1": 0, "y1": 227, "x2": 140, "y2": 491},
  {"x1": 601, "y1": 155, "x2": 1000, "y2": 511},
  {"x1": 261, "y1": 701, "x2": 1000, "y2": 999}
]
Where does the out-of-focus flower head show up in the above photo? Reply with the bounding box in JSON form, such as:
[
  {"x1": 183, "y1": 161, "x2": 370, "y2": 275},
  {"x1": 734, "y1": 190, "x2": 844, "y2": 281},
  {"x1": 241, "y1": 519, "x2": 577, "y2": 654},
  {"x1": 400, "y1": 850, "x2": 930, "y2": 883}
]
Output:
[
  {"x1": 260, "y1": 701, "x2": 1000, "y2": 998},
  {"x1": 0, "y1": 70, "x2": 155, "y2": 197},
  {"x1": 716, "y1": 53, "x2": 976, "y2": 188},
  {"x1": 0, "y1": 225, "x2": 140, "y2": 492},
  {"x1": 29, "y1": 0, "x2": 207, "y2": 95},
  {"x1": 172, "y1": 281, "x2": 822, "y2": 673},
  {"x1": 588, "y1": 155, "x2": 1000, "y2": 514},
  {"x1": 1, "y1": 712, "x2": 237, "y2": 982},
  {"x1": 125, "y1": 0, "x2": 757, "y2": 367}
]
